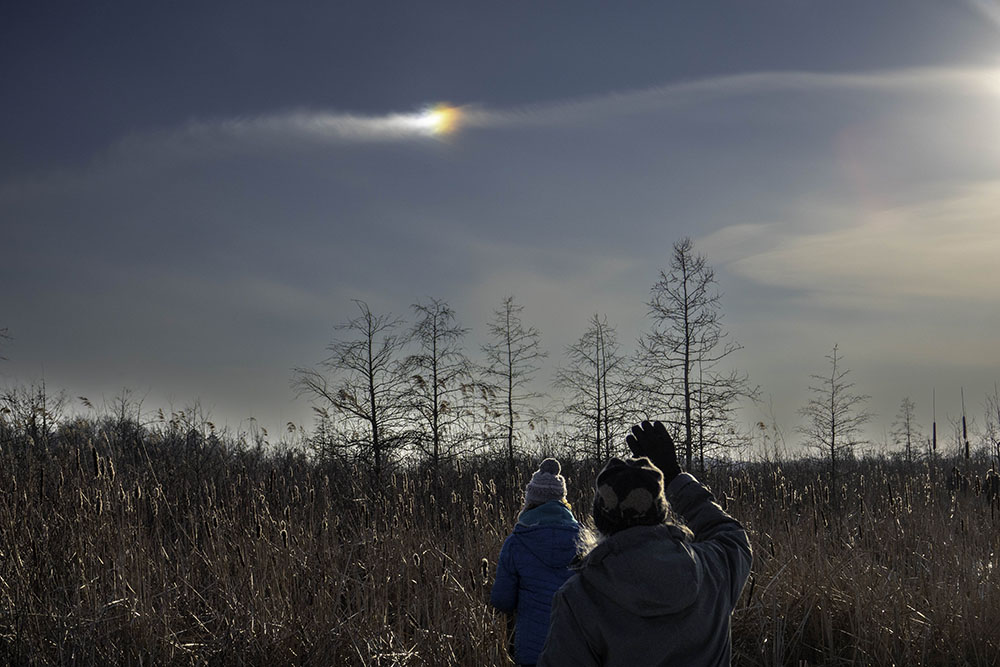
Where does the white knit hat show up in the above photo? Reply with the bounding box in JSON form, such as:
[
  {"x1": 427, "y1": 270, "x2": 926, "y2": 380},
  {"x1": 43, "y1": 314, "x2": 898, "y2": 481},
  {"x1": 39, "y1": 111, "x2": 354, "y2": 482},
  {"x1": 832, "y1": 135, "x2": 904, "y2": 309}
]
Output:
[{"x1": 524, "y1": 458, "x2": 567, "y2": 506}]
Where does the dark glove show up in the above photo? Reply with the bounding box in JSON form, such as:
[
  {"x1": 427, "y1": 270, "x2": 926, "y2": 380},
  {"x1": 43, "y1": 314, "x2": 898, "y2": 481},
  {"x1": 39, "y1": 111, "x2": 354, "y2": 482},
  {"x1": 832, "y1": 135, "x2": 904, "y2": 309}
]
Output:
[{"x1": 625, "y1": 420, "x2": 681, "y2": 485}]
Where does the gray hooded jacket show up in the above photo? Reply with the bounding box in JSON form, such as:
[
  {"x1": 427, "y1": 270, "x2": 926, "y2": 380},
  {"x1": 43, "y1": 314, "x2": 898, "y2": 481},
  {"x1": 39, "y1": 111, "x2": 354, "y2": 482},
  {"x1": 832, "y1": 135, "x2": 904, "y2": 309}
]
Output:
[{"x1": 537, "y1": 472, "x2": 752, "y2": 667}]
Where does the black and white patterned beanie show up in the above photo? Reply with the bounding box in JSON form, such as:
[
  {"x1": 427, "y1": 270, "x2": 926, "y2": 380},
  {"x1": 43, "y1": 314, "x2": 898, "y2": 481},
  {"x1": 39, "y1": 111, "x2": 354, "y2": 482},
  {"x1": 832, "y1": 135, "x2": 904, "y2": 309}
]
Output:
[
  {"x1": 524, "y1": 458, "x2": 568, "y2": 507},
  {"x1": 592, "y1": 456, "x2": 668, "y2": 535}
]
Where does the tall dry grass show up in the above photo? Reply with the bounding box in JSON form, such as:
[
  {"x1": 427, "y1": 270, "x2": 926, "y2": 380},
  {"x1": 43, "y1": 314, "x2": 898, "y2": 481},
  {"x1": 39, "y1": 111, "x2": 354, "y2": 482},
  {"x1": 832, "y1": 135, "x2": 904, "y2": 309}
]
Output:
[
  {"x1": 1, "y1": 421, "x2": 998, "y2": 665},
  {"x1": 725, "y1": 458, "x2": 1000, "y2": 665}
]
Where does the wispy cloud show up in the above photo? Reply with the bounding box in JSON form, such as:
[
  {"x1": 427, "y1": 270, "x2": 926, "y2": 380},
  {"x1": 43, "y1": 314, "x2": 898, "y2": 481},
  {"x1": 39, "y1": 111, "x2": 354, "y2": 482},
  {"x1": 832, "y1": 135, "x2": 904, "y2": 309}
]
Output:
[
  {"x1": 4, "y1": 64, "x2": 998, "y2": 202},
  {"x1": 465, "y1": 65, "x2": 1000, "y2": 127},
  {"x1": 188, "y1": 65, "x2": 1000, "y2": 139},
  {"x1": 968, "y1": 0, "x2": 1000, "y2": 30},
  {"x1": 700, "y1": 181, "x2": 1000, "y2": 308}
]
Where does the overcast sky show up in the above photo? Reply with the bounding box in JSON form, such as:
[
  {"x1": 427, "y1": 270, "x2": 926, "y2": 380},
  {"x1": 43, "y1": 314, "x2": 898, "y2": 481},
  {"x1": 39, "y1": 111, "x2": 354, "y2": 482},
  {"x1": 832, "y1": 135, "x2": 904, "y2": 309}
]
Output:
[{"x1": 3, "y1": 1, "x2": 1000, "y2": 453}]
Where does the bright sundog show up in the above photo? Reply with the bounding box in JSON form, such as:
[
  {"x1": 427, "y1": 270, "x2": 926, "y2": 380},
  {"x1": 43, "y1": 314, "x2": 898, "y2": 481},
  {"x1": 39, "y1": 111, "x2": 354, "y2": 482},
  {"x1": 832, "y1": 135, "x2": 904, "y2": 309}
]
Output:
[
  {"x1": 538, "y1": 421, "x2": 753, "y2": 667},
  {"x1": 490, "y1": 458, "x2": 584, "y2": 666}
]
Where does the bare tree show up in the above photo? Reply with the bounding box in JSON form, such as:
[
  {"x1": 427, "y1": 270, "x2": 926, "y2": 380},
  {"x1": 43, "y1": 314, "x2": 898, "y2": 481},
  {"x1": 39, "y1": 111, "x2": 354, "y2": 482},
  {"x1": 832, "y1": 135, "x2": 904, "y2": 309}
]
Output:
[
  {"x1": 798, "y1": 344, "x2": 871, "y2": 503},
  {"x1": 481, "y1": 296, "x2": 547, "y2": 477},
  {"x1": 1, "y1": 380, "x2": 67, "y2": 448},
  {"x1": 293, "y1": 300, "x2": 410, "y2": 480},
  {"x1": 640, "y1": 237, "x2": 755, "y2": 471},
  {"x1": 554, "y1": 313, "x2": 634, "y2": 462},
  {"x1": 404, "y1": 298, "x2": 477, "y2": 476},
  {"x1": 891, "y1": 396, "x2": 920, "y2": 464}
]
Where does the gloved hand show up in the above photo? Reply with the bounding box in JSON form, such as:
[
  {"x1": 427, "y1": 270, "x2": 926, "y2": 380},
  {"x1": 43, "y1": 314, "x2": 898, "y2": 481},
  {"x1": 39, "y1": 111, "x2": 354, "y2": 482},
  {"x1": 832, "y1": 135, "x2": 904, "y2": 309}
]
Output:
[{"x1": 625, "y1": 420, "x2": 681, "y2": 485}]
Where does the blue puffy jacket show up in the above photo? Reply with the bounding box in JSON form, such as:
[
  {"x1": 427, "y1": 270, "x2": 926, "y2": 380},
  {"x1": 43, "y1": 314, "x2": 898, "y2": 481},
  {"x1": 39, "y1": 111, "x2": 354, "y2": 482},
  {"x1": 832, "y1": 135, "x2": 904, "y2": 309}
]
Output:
[{"x1": 490, "y1": 501, "x2": 581, "y2": 665}]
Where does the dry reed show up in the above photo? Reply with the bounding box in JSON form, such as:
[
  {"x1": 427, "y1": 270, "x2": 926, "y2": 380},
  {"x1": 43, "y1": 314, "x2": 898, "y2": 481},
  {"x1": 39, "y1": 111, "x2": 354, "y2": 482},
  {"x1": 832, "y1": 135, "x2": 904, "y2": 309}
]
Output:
[{"x1": 1, "y1": 423, "x2": 998, "y2": 665}]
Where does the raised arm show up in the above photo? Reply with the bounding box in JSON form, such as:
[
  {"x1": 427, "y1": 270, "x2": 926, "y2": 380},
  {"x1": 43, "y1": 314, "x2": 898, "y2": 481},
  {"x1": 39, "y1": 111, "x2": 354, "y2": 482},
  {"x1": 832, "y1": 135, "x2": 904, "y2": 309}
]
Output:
[
  {"x1": 627, "y1": 420, "x2": 751, "y2": 605},
  {"x1": 667, "y1": 472, "x2": 752, "y2": 604}
]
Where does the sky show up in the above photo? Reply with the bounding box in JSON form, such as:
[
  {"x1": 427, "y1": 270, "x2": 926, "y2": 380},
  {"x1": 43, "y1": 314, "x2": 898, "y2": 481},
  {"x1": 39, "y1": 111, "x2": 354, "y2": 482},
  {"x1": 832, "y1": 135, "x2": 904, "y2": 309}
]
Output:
[{"x1": 3, "y1": 1, "x2": 1000, "y2": 455}]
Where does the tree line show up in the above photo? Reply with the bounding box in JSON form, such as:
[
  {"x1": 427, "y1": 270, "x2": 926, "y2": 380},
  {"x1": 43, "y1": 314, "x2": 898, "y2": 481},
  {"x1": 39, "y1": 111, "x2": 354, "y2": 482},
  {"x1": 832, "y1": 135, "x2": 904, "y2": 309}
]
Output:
[
  {"x1": 293, "y1": 238, "x2": 757, "y2": 482},
  {"x1": 5, "y1": 239, "x2": 1000, "y2": 492}
]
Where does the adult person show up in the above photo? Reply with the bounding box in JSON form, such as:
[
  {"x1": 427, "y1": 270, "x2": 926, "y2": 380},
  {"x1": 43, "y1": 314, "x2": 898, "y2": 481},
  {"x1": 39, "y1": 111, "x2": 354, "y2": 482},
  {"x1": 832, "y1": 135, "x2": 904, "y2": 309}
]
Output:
[
  {"x1": 538, "y1": 421, "x2": 752, "y2": 666},
  {"x1": 491, "y1": 458, "x2": 583, "y2": 666}
]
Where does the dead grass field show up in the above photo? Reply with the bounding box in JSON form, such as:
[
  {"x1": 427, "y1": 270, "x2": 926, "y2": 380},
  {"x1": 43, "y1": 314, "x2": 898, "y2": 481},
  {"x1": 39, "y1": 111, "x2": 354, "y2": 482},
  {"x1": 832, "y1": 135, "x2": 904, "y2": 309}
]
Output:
[{"x1": 2, "y1": 424, "x2": 998, "y2": 665}]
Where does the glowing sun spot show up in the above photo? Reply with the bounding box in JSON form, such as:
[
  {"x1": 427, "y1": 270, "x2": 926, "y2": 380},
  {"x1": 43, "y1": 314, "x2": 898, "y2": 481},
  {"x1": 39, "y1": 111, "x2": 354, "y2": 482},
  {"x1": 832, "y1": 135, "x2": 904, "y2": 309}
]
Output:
[{"x1": 424, "y1": 104, "x2": 461, "y2": 135}]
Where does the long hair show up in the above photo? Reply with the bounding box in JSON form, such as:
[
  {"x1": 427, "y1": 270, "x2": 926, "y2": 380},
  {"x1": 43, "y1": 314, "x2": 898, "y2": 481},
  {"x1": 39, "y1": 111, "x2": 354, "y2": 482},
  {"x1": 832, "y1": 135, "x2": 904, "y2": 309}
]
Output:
[{"x1": 576, "y1": 504, "x2": 692, "y2": 561}]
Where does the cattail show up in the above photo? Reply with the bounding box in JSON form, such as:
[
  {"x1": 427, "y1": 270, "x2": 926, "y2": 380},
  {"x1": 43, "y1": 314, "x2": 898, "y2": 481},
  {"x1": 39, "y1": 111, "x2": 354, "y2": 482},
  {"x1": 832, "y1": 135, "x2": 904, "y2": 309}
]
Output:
[
  {"x1": 134, "y1": 482, "x2": 142, "y2": 502},
  {"x1": 280, "y1": 528, "x2": 288, "y2": 549},
  {"x1": 481, "y1": 557, "x2": 489, "y2": 582},
  {"x1": 91, "y1": 446, "x2": 100, "y2": 479}
]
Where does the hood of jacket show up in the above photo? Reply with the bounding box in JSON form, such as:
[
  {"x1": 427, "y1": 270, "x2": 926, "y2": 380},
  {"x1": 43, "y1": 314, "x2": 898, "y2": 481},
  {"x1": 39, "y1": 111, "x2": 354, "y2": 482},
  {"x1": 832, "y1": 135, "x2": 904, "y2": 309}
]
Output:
[
  {"x1": 577, "y1": 523, "x2": 701, "y2": 617},
  {"x1": 512, "y1": 501, "x2": 580, "y2": 568}
]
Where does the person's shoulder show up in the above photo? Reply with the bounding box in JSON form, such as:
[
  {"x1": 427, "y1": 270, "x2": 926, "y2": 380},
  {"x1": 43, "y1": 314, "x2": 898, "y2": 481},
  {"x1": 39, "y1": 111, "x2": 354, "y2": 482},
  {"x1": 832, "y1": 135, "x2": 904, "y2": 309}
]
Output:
[
  {"x1": 553, "y1": 569, "x2": 581, "y2": 596},
  {"x1": 551, "y1": 570, "x2": 594, "y2": 613},
  {"x1": 500, "y1": 530, "x2": 525, "y2": 552}
]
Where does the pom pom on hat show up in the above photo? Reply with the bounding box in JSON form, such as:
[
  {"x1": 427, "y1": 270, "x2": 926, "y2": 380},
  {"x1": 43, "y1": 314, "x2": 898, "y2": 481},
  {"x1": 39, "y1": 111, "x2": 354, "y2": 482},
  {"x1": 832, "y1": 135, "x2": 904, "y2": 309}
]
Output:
[
  {"x1": 524, "y1": 458, "x2": 567, "y2": 506},
  {"x1": 539, "y1": 458, "x2": 560, "y2": 475}
]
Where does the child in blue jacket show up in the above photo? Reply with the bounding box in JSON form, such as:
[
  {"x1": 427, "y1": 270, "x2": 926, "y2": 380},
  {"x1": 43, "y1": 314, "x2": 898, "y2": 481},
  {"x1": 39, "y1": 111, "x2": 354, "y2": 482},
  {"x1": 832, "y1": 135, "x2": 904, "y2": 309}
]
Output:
[{"x1": 490, "y1": 458, "x2": 582, "y2": 666}]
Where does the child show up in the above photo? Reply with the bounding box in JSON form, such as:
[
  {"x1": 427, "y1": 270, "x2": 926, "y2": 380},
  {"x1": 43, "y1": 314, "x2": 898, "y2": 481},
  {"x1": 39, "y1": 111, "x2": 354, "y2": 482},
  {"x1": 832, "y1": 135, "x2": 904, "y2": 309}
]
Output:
[{"x1": 490, "y1": 458, "x2": 582, "y2": 667}]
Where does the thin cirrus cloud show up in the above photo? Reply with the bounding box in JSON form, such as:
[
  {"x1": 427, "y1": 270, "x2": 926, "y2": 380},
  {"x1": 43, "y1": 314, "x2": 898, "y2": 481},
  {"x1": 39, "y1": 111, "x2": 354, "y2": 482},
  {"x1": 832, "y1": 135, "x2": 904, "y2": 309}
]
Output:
[
  {"x1": 968, "y1": 0, "x2": 1000, "y2": 28},
  {"x1": 55, "y1": 64, "x2": 1000, "y2": 168},
  {"x1": 174, "y1": 64, "x2": 1000, "y2": 138},
  {"x1": 699, "y1": 180, "x2": 1000, "y2": 309}
]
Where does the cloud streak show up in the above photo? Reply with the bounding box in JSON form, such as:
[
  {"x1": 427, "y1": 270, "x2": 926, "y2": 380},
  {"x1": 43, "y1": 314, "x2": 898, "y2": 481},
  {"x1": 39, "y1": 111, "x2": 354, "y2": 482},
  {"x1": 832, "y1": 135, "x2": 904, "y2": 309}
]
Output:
[
  {"x1": 187, "y1": 65, "x2": 1000, "y2": 140},
  {"x1": 467, "y1": 65, "x2": 1000, "y2": 128},
  {"x1": 968, "y1": 0, "x2": 1000, "y2": 30},
  {"x1": 700, "y1": 181, "x2": 1000, "y2": 309},
  {"x1": 4, "y1": 63, "x2": 999, "y2": 203}
]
